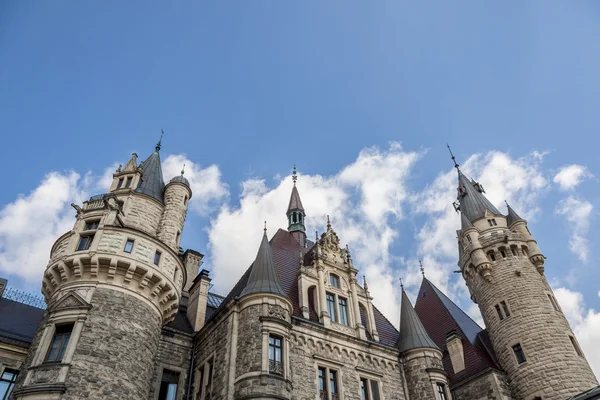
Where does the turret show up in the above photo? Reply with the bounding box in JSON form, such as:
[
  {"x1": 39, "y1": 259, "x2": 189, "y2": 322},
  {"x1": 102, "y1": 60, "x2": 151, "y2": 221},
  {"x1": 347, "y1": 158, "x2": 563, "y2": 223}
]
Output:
[
  {"x1": 398, "y1": 288, "x2": 449, "y2": 400},
  {"x1": 158, "y1": 167, "x2": 192, "y2": 252},
  {"x1": 286, "y1": 166, "x2": 306, "y2": 247},
  {"x1": 449, "y1": 146, "x2": 598, "y2": 400},
  {"x1": 12, "y1": 137, "x2": 190, "y2": 400}
]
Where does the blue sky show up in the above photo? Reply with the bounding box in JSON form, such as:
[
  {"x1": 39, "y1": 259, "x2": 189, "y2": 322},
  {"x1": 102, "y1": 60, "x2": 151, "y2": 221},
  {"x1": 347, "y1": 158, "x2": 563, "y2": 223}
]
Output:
[{"x1": 1, "y1": 1, "x2": 599, "y2": 372}]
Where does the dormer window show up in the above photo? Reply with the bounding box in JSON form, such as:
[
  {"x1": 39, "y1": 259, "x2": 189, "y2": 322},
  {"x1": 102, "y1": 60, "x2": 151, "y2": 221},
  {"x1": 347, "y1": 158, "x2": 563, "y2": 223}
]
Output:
[
  {"x1": 116, "y1": 178, "x2": 124, "y2": 189},
  {"x1": 125, "y1": 177, "x2": 133, "y2": 188},
  {"x1": 83, "y1": 220, "x2": 100, "y2": 231},
  {"x1": 329, "y1": 274, "x2": 340, "y2": 288},
  {"x1": 487, "y1": 219, "x2": 497, "y2": 227}
]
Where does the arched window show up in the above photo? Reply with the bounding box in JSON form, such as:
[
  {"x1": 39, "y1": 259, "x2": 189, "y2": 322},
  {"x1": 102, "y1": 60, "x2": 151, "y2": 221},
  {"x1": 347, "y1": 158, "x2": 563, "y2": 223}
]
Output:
[
  {"x1": 184, "y1": 196, "x2": 188, "y2": 207},
  {"x1": 329, "y1": 274, "x2": 340, "y2": 288},
  {"x1": 521, "y1": 246, "x2": 529, "y2": 257},
  {"x1": 499, "y1": 247, "x2": 507, "y2": 259},
  {"x1": 510, "y1": 245, "x2": 518, "y2": 256},
  {"x1": 293, "y1": 213, "x2": 297, "y2": 223},
  {"x1": 487, "y1": 251, "x2": 496, "y2": 262}
]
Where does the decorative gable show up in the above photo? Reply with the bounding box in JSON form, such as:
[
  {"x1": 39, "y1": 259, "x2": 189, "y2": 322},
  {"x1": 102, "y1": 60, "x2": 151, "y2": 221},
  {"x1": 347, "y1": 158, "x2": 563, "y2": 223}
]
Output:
[{"x1": 48, "y1": 291, "x2": 91, "y2": 312}]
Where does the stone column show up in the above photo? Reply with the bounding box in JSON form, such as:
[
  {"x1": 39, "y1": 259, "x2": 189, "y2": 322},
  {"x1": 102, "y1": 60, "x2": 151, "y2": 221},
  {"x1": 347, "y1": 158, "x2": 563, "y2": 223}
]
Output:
[
  {"x1": 349, "y1": 276, "x2": 366, "y2": 340},
  {"x1": 316, "y1": 264, "x2": 330, "y2": 327},
  {"x1": 365, "y1": 294, "x2": 379, "y2": 341}
]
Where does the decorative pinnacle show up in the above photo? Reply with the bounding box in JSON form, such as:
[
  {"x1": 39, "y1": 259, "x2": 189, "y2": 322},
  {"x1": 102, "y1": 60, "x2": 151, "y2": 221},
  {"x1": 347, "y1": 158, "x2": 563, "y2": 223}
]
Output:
[
  {"x1": 181, "y1": 164, "x2": 186, "y2": 176},
  {"x1": 327, "y1": 215, "x2": 331, "y2": 230},
  {"x1": 346, "y1": 244, "x2": 351, "y2": 259},
  {"x1": 264, "y1": 221, "x2": 267, "y2": 235},
  {"x1": 419, "y1": 259, "x2": 425, "y2": 277},
  {"x1": 447, "y1": 143, "x2": 459, "y2": 170},
  {"x1": 399, "y1": 277, "x2": 404, "y2": 290},
  {"x1": 156, "y1": 129, "x2": 164, "y2": 152},
  {"x1": 363, "y1": 275, "x2": 369, "y2": 291},
  {"x1": 292, "y1": 165, "x2": 298, "y2": 185},
  {"x1": 315, "y1": 230, "x2": 319, "y2": 241}
]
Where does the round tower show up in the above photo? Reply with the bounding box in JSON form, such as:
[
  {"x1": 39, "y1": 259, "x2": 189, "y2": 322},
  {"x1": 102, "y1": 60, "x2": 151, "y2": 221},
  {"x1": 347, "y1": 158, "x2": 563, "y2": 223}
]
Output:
[
  {"x1": 13, "y1": 143, "x2": 187, "y2": 400},
  {"x1": 455, "y1": 168, "x2": 598, "y2": 400},
  {"x1": 158, "y1": 169, "x2": 192, "y2": 253}
]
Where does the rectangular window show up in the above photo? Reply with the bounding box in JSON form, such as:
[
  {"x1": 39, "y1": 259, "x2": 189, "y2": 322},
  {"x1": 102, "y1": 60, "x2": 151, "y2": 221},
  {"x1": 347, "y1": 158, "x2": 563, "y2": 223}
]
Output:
[
  {"x1": 512, "y1": 343, "x2": 526, "y2": 364},
  {"x1": 360, "y1": 378, "x2": 380, "y2": 400},
  {"x1": 124, "y1": 239, "x2": 134, "y2": 254},
  {"x1": 204, "y1": 359, "x2": 213, "y2": 399},
  {"x1": 76, "y1": 235, "x2": 94, "y2": 251},
  {"x1": 548, "y1": 295, "x2": 561, "y2": 312},
  {"x1": 371, "y1": 380, "x2": 380, "y2": 400},
  {"x1": 318, "y1": 366, "x2": 340, "y2": 400},
  {"x1": 154, "y1": 251, "x2": 161, "y2": 265},
  {"x1": 338, "y1": 297, "x2": 349, "y2": 326},
  {"x1": 318, "y1": 367, "x2": 326, "y2": 399},
  {"x1": 326, "y1": 293, "x2": 337, "y2": 322},
  {"x1": 195, "y1": 366, "x2": 204, "y2": 400},
  {"x1": 125, "y1": 177, "x2": 133, "y2": 188},
  {"x1": 495, "y1": 304, "x2": 504, "y2": 321},
  {"x1": 500, "y1": 249, "x2": 507, "y2": 258},
  {"x1": 570, "y1": 336, "x2": 584, "y2": 357},
  {"x1": 46, "y1": 324, "x2": 74, "y2": 362},
  {"x1": 360, "y1": 378, "x2": 369, "y2": 400},
  {"x1": 437, "y1": 383, "x2": 448, "y2": 400},
  {"x1": 511, "y1": 246, "x2": 518, "y2": 256},
  {"x1": 268, "y1": 335, "x2": 283, "y2": 375},
  {"x1": 466, "y1": 234, "x2": 472, "y2": 243},
  {"x1": 116, "y1": 178, "x2": 124, "y2": 189},
  {"x1": 84, "y1": 220, "x2": 100, "y2": 231},
  {"x1": 158, "y1": 369, "x2": 179, "y2": 400},
  {"x1": 0, "y1": 368, "x2": 18, "y2": 400},
  {"x1": 501, "y1": 301, "x2": 511, "y2": 317},
  {"x1": 329, "y1": 369, "x2": 338, "y2": 399},
  {"x1": 329, "y1": 274, "x2": 340, "y2": 288}
]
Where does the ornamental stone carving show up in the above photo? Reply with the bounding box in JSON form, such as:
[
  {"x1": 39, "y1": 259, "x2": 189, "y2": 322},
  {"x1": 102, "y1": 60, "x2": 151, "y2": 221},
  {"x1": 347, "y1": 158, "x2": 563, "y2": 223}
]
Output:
[{"x1": 268, "y1": 305, "x2": 288, "y2": 321}]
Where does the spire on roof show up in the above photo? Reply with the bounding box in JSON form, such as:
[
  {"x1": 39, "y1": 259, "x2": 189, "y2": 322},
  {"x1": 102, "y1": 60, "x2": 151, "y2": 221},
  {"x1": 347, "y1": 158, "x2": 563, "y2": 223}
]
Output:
[
  {"x1": 287, "y1": 165, "x2": 306, "y2": 246},
  {"x1": 456, "y1": 170, "x2": 502, "y2": 223},
  {"x1": 156, "y1": 129, "x2": 164, "y2": 152},
  {"x1": 419, "y1": 259, "x2": 425, "y2": 277},
  {"x1": 505, "y1": 201, "x2": 525, "y2": 226},
  {"x1": 135, "y1": 140, "x2": 166, "y2": 202},
  {"x1": 447, "y1": 144, "x2": 460, "y2": 170},
  {"x1": 240, "y1": 227, "x2": 288, "y2": 298},
  {"x1": 398, "y1": 288, "x2": 439, "y2": 352}
]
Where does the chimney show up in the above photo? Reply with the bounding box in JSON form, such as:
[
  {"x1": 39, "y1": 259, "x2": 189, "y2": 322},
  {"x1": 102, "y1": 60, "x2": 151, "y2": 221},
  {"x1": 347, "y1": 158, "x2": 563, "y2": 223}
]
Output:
[
  {"x1": 0, "y1": 278, "x2": 6, "y2": 298},
  {"x1": 182, "y1": 250, "x2": 204, "y2": 292},
  {"x1": 187, "y1": 269, "x2": 212, "y2": 331},
  {"x1": 446, "y1": 330, "x2": 465, "y2": 373}
]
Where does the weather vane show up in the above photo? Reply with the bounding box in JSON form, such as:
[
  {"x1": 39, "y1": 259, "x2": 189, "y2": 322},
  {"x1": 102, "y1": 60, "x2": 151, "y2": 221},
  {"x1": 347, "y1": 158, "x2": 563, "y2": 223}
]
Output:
[
  {"x1": 399, "y1": 277, "x2": 404, "y2": 290},
  {"x1": 447, "y1": 143, "x2": 459, "y2": 170},
  {"x1": 419, "y1": 258, "x2": 425, "y2": 277},
  {"x1": 292, "y1": 165, "x2": 297, "y2": 185}
]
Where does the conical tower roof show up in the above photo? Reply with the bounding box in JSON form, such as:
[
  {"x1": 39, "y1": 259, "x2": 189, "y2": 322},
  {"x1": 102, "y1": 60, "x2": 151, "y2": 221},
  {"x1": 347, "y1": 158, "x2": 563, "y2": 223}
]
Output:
[
  {"x1": 240, "y1": 230, "x2": 288, "y2": 298},
  {"x1": 287, "y1": 185, "x2": 305, "y2": 212},
  {"x1": 398, "y1": 289, "x2": 439, "y2": 352},
  {"x1": 457, "y1": 170, "x2": 501, "y2": 223},
  {"x1": 506, "y1": 203, "x2": 525, "y2": 226},
  {"x1": 461, "y1": 212, "x2": 474, "y2": 231},
  {"x1": 135, "y1": 144, "x2": 165, "y2": 202}
]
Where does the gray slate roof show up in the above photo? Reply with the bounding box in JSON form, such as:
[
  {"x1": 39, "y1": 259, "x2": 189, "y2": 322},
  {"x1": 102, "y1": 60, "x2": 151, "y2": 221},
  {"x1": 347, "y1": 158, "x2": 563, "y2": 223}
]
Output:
[
  {"x1": 135, "y1": 149, "x2": 165, "y2": 202},
  {"x1": 239, "y1": 232, "x2": 288, "y2": 298},
  {"x1": 506, "y1": 204, "x2": 525, "y2": 226},
  {"x1": 287, "y1": 185, "x2": 305, "y2": 213},
  {"x1": 457, "y1": 170, "x2": 501, "y2": 223},
  {"x1": 398, "y1": 289, "x2": 439, "y2": 352},
  {"x1": 461, "y1": 212, "x2": 474, "y2": 231},
  {"x1": 170, "y1": 174, "x2": 190, "y2": 188},
  {"x1": 0, "y1": 298, "x2": 45, "y2": 346}
]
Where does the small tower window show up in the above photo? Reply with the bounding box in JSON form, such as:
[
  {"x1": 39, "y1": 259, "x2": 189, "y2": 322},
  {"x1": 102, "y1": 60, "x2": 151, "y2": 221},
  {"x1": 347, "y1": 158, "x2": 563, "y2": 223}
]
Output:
[
  {"x1": 512, "y1": 343, "x2": 527, "y2": 364},
  {"x1": 124, "y1": 239, "x2": 134, "y2": 254},
  {"x1": 183, "y1": 196, "x2": 188, "y2": 206},
  {"x1": 548, "y1": 294, "x2": 561, "y2": 312},
  {"x1": 501, "y1": 301, "x2": 510, "y2": 317},
  {"x1": 268, "y1": 335, "x2": 283, "y2": 375},
  {"x1": 466, "y1": 234, "x2": 472, "y2": 243},
  {"x1": 158, "y1": 369, "x2": 179, "y2": 400},
  {"x1": 521, "y1": 246, "x2": 529, "y2": 256},
  {"x1": 154, "y1": 251, "x2": 162, "y2": 266},
  {"x1": 176, "y1": 231, "x2": 181, "y2": 247},
  {"x1": 488, "y1": 219, "x2": 497, "y2": 227},
  {"x1": 495, "y1": 304, "x2": 504, "y2": 320},
  {"x1": 569, "y1": 336, "x2": 584, "y2": 357},
  {"x1": 487, "y1": 251, "x2": 496, "y2": 262},
  {"x1": 125, "y1": 177, "x2": 133, "y2": 188},
  {"x1": 46, "y1": 323, "x2": 74, "y2": 362},
  {"x1": 510, "y1": 245, "x2": 518, "y2": 256},
  {"x1": 76, "y1": 234, "x2": 95, "y2": 251},
  {"x1": 116, "y1": 178, "x2": 124, "y2": 189},
  {"x1": 83, "y1": 220, "x2": 100, "y2": 231},
  {"x1": 499, "y1": 247, "x2": 507, "y2": 259},
  {"x1": 437, "y1": 383, "x2": 448, "y2": 400}
]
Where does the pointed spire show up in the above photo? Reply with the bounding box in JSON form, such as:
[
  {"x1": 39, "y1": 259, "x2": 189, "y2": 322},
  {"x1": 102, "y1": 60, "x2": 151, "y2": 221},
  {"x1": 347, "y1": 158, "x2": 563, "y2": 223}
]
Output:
[
  {"x1": 327, "y1": 215, "x2": 331, "y2": 231},
  {"x1": 240, "y1": 227, "x2": 287, "y2": 298},
  {"x1": 456, "y1": 170, "x2": 501, "y2": 223},
  {"x1": 135, "y1": 141, "x2": 165, "y2": 202},
  {"x1": 292, "y1": 165, "x2": 298, "y2": 185},
  {"x1": 419, "y1": 259, "x2": 425, "y2": 277},
  {"x1": 363, "y1": 275, "x2": 369, "y2": 292},
  {"x1": 287, "y1": 165, "x2": 306, "y2": 246},
  {"x1": 398, "y1": 289, "x2": 439, "y2": 352},
  {"x1": 506, "y1": 201, "x2": 525, "y2": 226},
  {"x1": 156, "y1": 129, "x2": 164, "y2": 152}
]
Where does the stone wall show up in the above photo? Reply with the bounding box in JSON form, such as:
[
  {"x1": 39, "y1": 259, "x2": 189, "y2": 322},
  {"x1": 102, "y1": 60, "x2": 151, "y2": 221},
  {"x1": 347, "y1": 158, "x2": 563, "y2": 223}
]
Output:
[
  {"x1": 402, "y1": 353, "x2": 439, "y2": 400},
  {"x1": 61, "y1": 288, "x2": 161, "y2": 400},
  {"x1": 148, "y1": 330, "x2": 193, "y2": 400},
  {"x1": 234, "y1": 305, "x2": 262, "y2": 379},
  {"x1": 452, "y1": 370, "x2": 512, "y2": 400},
  {"x1": 158, "y1": 184, "x2": 189, "y2": 253},
  {"x1": 462, "y1": 226, "x2": 598, "y2": 400},
  {"x1": 124, "y1": 194, "x2": 163, "y2": 237}
]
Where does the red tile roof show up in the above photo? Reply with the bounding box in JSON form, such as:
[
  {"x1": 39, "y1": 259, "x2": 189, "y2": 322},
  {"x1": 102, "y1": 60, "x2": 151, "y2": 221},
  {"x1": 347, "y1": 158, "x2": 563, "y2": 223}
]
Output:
[{"x1": 414, "y1": 278, "x2": 501, "y2": 387}]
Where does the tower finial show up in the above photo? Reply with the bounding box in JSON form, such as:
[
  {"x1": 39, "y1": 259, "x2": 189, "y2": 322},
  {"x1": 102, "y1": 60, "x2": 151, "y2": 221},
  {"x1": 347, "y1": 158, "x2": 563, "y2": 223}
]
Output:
[
  {"x1": 264, "y1": 221, "x2": 267, "y2": 235},
  {"x1": 156, "y1": 129, "x2": 164, "y2": 152},
  {"x1": 447, "y1": 143, "x2": 459, "y2": 170},
  {"x1": 181, "y1": 164, "x2": 186, "y2": 176},
  {"x1": 419, "y1": 258, "x2": 425, "y2": 277},
  {"x1": 399, "y1": 277, "x2": 404, "y2": 290},
  {"x1": 327, "y1": 215, "x2": 331, "y2": 230},
  {"x1": 292, "y1": 165, "x2": 297, "y2": 185},
  {"x1": 363, "y1": 275, "x2": 369, "y2": 291}
]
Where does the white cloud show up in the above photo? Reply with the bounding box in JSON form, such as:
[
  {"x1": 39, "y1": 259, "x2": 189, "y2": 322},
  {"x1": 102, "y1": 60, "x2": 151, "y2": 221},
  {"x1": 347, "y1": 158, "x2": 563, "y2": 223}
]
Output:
[
  {"x1": 207, "y1": 143, "x2": 421, "y2": 325},
  {"x1": 162, "y1": 154, "x2": 229, "y2": 216},
  {"x1": 553, "y1": 165, "x2": 593, "y2": 191},
  {"x1": 554, "y1": 287, "x2": 600, "y2": 378},
  {"x1": 0, "y1": 172, "x2": 87, "y2": 284},
  {"x1": 555, "y1": 196, "x2": 593, "y2": 263}
]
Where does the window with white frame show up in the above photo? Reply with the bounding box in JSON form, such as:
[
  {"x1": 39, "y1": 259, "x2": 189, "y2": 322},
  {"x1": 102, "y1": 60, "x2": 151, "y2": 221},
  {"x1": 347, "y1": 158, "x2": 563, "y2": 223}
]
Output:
[
  {"x1": 436, "y1": 383, "x2": 448, "y2": 400},
  {"x1": 268, "y1": 335, "x2": 283, "y2": 375},
  {"x1": 318, "y1": 366, "x2": 339, "y2": 400},
  {"x1": 45, "y1": 323, "x2": 74, "y2": 362},
  {"x1": 360, "y1": 377, "x2": 380, "y2": 400},
  {"x1": 326, "y1": 292, "x2": 338, "y2": 322}
]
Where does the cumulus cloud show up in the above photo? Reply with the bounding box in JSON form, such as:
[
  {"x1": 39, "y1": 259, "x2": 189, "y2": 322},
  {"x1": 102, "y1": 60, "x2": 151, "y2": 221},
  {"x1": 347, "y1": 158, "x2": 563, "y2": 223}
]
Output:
[
  {"x1": 554, "y1": 287, "x2": 600, "y2": 377},
  {"x1": 207, "y1": 143, "x2": 421, "y2": 325},
  {"x1": 555, "y1": 196, "x2": 593, "y2": 263},
  {"x1": 162, "y1": 154, "x2": 229, "y2": 216},
  {"x1": 553, "y1": 165, "x2": 593, "y2": 191}
]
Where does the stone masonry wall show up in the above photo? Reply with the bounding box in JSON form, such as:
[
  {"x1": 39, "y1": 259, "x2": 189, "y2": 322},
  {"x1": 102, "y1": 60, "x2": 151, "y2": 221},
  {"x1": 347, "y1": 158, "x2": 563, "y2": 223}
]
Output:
[
  {"x1": 158, "y1": 184, "x2": 189, "y2": 253},
  {"x1": 193, "y1": 312, "x2": 231, "y2": 400},
  {"x1": 402, "y1": 355, "x2": 437, "y2": 400},
  {"x1": 124, "y1": 194, "x2": 163, "y2": 237},
  {"x1": 10, "y1": 314, "x2": 48, "y2": 400},
  {"x1": 289, "y1": 325, "x2": 405, "y2": 400},
  {"x1": 234, "y1": 305, "x2": 262, "y2": 379},
  {"x1": 452, "y1": 370, "x2": 512, "y2": 400},
  {"x1": 148, "y1": 330, "x2": 193, "y2": 400},
  {"x1": 62, "y1": 288, "x2": 161, "y2": 400},
  {"x1": 464, "y1": 240, "x2": 598, "y2": 400}
]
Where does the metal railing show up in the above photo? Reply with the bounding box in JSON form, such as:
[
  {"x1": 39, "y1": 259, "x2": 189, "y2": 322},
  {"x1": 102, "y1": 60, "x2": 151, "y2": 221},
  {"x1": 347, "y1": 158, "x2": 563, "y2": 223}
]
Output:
[{"x1": 2, "y1": 287, "x2": 47, "y2": 309}]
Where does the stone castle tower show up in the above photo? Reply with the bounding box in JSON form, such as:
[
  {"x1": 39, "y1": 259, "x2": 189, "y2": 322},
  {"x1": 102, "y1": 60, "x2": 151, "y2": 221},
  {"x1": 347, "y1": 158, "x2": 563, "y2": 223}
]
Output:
[
  {"x1": 452, "y1": 155, "x2": 598, "y2": 400},
  {"x1": 12, "y1": 140, "x2": 200, "y2": 400}
]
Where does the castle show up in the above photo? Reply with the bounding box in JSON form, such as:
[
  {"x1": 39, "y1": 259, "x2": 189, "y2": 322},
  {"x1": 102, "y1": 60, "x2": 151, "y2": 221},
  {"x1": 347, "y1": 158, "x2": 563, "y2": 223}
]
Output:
[{"x1": 0, "y1": 141, "x2": 598, "y2": 400}]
